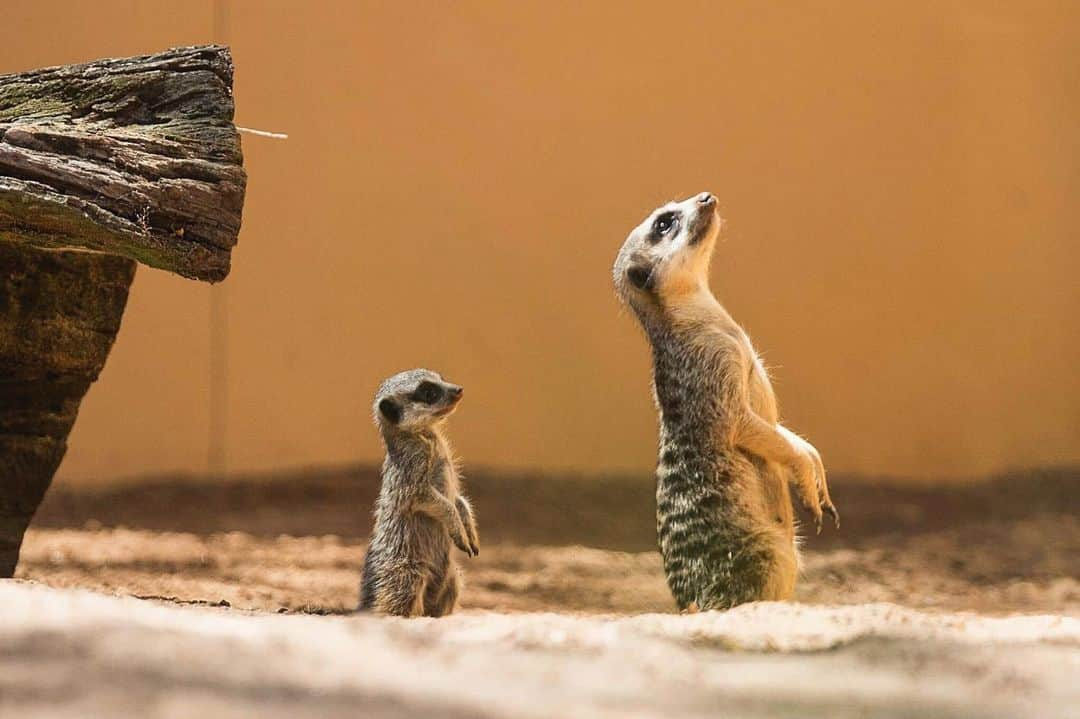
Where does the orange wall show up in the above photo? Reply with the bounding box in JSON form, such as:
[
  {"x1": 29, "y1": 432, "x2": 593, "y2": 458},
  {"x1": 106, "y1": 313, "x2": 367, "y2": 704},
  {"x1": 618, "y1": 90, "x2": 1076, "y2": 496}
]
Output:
[{"x1": 3, "y1": 1, "x2": 1078, "y2": 482}]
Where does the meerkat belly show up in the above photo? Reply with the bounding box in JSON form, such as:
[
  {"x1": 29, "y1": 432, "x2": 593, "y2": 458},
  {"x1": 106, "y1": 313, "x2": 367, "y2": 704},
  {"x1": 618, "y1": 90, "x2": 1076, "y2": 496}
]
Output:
[
  {"x1": 404, "y1": 513, "x2": 452, "y2": 562},
  {"x1": 655, "y1": 441, "x2": 777, "y2": 610}
]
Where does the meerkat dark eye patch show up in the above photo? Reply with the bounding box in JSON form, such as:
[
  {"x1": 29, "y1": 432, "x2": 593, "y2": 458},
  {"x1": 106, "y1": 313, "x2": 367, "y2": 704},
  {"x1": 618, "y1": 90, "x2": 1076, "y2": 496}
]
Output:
[
  {"x1": 627, "y1": 265, "x2": 654, "y2": 291},
  {"x1": 650, "y1": 211, "x2": 679, "y2": 241},
  {"x1": 378, "y1": 398, "x2": 402, "y2": 424},
  {"x1": 413, "y1": 381, "x2": 443, "y2": 405}
]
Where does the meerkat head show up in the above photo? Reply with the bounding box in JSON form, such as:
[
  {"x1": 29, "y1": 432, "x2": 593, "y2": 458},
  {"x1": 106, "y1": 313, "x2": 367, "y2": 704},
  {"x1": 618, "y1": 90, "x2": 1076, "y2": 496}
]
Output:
[
  {"x1": 373, "y1": 369, "x2": 464, "y2": 434},
  {"x1": 613, "y1": 192, "x2": 722, "y2": 311}
]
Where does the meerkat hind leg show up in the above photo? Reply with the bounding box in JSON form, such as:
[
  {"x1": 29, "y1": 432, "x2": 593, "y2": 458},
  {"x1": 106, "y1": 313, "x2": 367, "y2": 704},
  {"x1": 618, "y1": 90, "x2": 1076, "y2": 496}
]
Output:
[
  {"x1": 428, "y1": 568, "x2": 461, "y2": 617},
  {"x1": 376, "y1": 569, "x2": 428, "y2": 618}
]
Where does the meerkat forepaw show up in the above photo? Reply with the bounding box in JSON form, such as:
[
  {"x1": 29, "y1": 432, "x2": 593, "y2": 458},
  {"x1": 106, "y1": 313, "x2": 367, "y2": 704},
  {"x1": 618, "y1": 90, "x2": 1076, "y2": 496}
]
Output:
[
  {"x1": 812, "y1": 456, "x2": 838, "y2": 531},
  {"x1": 823, "y1": 500, "x2": 839, "y2": 529},
  {"x1": 793, "y1": 454, "x2": 824, "y2": 528},
  {"x1": 451, "y1": 532, "x2": 473, "y2": 556},
  {"x1": 791, "y1": 438, "x2": 838, "y2": 533},
  {"x1": 454, "y1": 496, "x2": 480, "y2": 558}
]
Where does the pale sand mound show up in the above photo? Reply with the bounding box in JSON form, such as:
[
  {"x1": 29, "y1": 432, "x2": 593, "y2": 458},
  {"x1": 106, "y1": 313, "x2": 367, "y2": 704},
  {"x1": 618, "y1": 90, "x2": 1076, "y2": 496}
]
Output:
[{"x1": 0, "y1": 582, "x2": 1076, "y2": 719}]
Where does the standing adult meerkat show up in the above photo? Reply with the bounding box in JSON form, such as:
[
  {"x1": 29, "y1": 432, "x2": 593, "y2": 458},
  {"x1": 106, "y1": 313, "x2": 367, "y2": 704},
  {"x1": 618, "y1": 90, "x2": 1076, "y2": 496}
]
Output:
[
  {"x1": 613, "y1": 192, "x2": 838, "y2": 611},
  {"x1": 358, "y1": 369, "x2": 479, "y2": 617}
]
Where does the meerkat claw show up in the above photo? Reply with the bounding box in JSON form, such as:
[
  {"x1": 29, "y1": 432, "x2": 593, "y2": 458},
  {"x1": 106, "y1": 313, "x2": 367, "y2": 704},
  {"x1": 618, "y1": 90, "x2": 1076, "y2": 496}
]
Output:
[{"x1": 823, "y1": 502, "x2": 840, "y2": 529}]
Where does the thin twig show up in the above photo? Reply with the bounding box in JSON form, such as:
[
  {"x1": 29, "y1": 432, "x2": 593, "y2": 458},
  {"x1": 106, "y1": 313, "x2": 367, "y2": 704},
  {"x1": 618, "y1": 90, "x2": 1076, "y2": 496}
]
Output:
[{"x1": 236, "y1": 126, "x2": 289, "y2": 140}]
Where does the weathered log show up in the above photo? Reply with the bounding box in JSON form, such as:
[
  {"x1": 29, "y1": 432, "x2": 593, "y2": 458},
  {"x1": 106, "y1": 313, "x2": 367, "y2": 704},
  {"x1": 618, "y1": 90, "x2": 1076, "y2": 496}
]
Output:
[
  {"x1": 0, "y1": 244, "x2": 134, "y2": 575},
  {"x1": 0, "y1": 46, "x2": 247, "y2": 575},
  {"x1": 0, "y1": 45, "x2": 246, "y2": 282}
]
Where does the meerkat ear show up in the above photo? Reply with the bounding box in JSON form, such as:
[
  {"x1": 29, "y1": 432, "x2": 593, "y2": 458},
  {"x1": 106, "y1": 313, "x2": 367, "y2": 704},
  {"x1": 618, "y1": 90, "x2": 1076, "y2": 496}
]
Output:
[
  {"x1": 378, "y1": 398, "x2": 402, "y2": 425},
  {"x1": 627, "y1": 265, "x2": 653, "y2": 291}
]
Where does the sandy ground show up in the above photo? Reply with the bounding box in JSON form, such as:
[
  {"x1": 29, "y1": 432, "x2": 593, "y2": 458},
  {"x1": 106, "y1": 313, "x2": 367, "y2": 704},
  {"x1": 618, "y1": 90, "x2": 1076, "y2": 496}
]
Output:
[
  {"x1": 12, "y1": 515, "x2": 1080, "y2": 616},
  {"x1": 4, "y1": 467, "x2": 1079, "y2": 716}
]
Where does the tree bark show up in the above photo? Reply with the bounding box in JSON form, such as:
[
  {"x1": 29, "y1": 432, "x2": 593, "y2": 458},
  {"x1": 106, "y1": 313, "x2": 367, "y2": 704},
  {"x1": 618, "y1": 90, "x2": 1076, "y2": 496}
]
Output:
[
  {"x1": 0, "y1": 244, "x2": 134, "y2": 575},
  {"x1": 0, "y1": 45, "x2": 246, "y2": 282},
  {"x1": 0, "y1": 46, "x2": 247, "y2": 575}
]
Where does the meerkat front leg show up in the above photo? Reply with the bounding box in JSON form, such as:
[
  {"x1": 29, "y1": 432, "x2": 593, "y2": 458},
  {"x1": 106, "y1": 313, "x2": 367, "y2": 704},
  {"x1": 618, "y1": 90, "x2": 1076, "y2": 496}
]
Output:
[
  {"x1": 716, "y1": 346, "x2": 836, "y2": 530},
  {"x1": 735, "y1": 412, "x2": 836, "y2": 531},
  {"x1": 415, "y1": 487, "x2": 475, "y2": 556},
  {"x1": 455, "y1": 496, "x2": 480, "y2": 556}
]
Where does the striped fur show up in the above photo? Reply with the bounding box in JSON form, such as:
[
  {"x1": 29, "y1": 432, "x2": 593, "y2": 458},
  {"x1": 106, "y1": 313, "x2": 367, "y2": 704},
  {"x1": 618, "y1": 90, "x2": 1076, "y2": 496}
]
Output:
[
  {"x1": 648, "y1": 322, "x2": 793, "y2": 609},
  {"x1": 613, "y1": 193, "x2": 831, "y2": 610}
]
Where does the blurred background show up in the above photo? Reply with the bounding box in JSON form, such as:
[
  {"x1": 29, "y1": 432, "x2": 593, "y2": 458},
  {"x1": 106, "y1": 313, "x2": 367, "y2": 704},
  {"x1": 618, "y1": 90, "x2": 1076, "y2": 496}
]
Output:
[{"x1": 3, "y1": 0, "x2": 1078, "y2": 485}]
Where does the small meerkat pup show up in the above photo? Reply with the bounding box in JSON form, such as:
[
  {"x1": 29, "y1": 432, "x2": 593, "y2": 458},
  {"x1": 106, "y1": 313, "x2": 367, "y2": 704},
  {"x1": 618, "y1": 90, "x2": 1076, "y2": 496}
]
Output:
[
  {"x1": 358, "y1": 369, "x2": 479, "y2": 617},
  {"x1": 613, "y1": 192, "x2": 838, "y2": 611}
]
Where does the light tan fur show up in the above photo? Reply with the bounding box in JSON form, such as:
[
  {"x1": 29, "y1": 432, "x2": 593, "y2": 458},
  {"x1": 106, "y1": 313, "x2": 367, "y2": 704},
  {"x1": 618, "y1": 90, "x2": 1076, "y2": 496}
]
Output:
[
  {"x1": 666, "y1": 287, "x2": 835, "y2": 535},
  {"x1": 614, "y1": 192, "x2": 837, "y2": 608}
]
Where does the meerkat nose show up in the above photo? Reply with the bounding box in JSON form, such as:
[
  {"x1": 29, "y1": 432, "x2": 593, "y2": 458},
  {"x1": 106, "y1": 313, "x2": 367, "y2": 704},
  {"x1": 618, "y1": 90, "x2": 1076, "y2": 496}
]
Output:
[
  {"x1": 696, "y1": 192, "x2": 716, "y2": 206},
  {"x1": 449, "y1": 385, "x2": 463, "y2": 399}
]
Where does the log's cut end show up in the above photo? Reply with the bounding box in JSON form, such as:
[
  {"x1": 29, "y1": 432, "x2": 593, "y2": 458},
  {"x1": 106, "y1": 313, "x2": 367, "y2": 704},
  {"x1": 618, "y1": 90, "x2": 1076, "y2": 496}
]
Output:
[
  {"x1": 0, "y1": 45, "x2": 247, "y2": 283},
  {"x1": 0, "y1": 242, "x2": 135, "y2": 576}
]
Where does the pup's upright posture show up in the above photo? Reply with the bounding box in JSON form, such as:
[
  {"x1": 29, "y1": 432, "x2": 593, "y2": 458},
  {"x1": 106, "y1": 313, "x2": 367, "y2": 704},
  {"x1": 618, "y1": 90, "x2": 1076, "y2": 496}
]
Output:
[
  {"x1": 358, "y1": 369, "x2": 479, "y2": 617},
  {"x1": 613, "y1": 192, "x2": 838, "y2": 611}
]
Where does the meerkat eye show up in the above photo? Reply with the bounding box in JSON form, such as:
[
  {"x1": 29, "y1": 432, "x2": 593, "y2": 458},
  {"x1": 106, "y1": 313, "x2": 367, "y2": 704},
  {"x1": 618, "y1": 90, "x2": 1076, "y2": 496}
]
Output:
[
  {"x1": 652, "y1": 212, "x2": 678, "y2": 239},
  {"x1": 413, "y1": 381, "x2": 443, "y2": 405}
]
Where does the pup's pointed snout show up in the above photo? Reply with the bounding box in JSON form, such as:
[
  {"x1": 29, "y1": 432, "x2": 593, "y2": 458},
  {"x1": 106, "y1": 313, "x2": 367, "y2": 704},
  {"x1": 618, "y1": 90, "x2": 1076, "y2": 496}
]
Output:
[{"x1": 696, "y1": 192, "x2": 716, "y2": 206}]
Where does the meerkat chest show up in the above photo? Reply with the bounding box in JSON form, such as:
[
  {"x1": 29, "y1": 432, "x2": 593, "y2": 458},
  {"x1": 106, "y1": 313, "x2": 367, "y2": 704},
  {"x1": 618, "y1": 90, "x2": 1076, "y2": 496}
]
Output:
[{"x1": 427, "y1": 457, "x2": 459, "y2": 496}]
